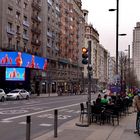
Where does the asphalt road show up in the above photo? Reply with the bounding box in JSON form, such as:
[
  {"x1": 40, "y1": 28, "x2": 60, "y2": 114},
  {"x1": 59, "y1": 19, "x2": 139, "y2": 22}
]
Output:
[{"x1": 0, "y1": 94, "x2": 97, "y2": 140}]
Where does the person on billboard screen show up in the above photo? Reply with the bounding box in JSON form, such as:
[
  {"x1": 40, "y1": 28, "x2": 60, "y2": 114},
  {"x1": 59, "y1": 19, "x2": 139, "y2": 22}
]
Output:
[
  {"x1": 15, "y1": 52, "x2": 23, "y2": 67},
  {"x1": 43, "y1": 59, "x2": 48, "y2": 70}
]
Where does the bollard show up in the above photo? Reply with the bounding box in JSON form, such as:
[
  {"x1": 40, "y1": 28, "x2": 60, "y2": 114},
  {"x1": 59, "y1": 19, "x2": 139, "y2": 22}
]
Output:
[
  {"x1": 26, "y1": 116, "x2": 31, "y2": 140},
  {"x1": 54, "y1": 109, "x2": 58, "y2": 137}
]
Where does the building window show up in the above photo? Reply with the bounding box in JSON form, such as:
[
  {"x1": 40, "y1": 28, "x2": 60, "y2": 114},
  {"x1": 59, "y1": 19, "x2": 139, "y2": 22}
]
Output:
[
  {"x1": 23, "y1": 29, "x2": 27, "y2": 35},
  {"x1": 16, "y1": 11, "x2": 20, "y2": 19},
  {"x1": 16, "y1": 25, "x2": 20, "y2": 33},
  {"x1": 16, "y1": 40, "x2": 20, "y2": 49},
  {"x1": 23, "y1": 2, "x2": 27, "y2": 9},
  {"x1": 24, "y1": 16, "x2": 27, "y2": 21},
  {"x1": 8, "y1": 22, "x2": 12, "y2": 29},
  {"x1": 8, "y1": 38, "x2": 12, "y2": 46},
  {"x1": 8, "y1": 7, "x2": 13, "y2": 14},
  {"x1": 23, "y1": 42, "x2": 27, "y2": 51}
]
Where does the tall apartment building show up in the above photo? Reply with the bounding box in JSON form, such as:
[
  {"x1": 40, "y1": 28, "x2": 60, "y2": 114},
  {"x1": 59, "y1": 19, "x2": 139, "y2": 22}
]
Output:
[
  {"x1": 0, "y1": 0, "x2": 43, "y2": 91},
  {"x1": 43, "y1": 0, "x2": 85, "y2": 93},
  {"x1": 132, "y1": 22, "x2": 140, "y2": 83},
  {"x1": 98, "y1": 45, "x2": 108, "y2": 89},
  {"x1": 83, "y1": 10, "x2": 99, "y2": 91},
  {"x1": 108, "y1": 56, "x2": 116, "y2": 84},
  {"x1": 84, "y1": 24, "x2": 99, "y2": 91},
  {"x1": 0, "y1": 0, "x2": 85, "y2": 94}
]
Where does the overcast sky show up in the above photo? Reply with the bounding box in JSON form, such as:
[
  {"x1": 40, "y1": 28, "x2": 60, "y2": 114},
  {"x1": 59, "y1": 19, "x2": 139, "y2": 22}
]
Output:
[{"x1": 81, "y1": 0, "x2": 140, "y2": 57}]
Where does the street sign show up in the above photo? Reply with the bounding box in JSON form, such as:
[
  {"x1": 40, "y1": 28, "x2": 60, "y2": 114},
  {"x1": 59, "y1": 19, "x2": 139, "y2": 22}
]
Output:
[{"x1": 113, "y1": 74, "x2": 120, "y2": 83}]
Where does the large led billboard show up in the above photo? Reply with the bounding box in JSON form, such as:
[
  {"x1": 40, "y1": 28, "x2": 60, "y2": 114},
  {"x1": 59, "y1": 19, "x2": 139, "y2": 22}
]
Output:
[
  {"x1": 0, "y1": 52, "x2": 48, "y2": 70},
  {"x1": 6, "y1": 67, "x2": 25, "y2": 81}
]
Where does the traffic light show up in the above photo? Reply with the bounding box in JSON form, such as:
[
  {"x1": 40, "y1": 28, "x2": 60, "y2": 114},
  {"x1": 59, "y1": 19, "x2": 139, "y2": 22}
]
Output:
[{"x1": 82, "y1": 47, "x2": 88, "y2": 64}]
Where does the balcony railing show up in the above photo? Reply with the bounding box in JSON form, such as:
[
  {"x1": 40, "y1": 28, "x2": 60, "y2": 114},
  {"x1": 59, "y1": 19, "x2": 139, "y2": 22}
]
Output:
[
  {"x1": 6, "y1": 27, "x2": 15, "y2": 35},
  {"x1": 47, "y1": 32, "x2": 52, "y2": 37},
  {"x1": 32, "y1": 15, "x2": 42, "y2": 22},
  {"x1": 23, "y1": 21, "x2": 29, "y2": 27},
  {"x1": 23, "y1": 34, "x2": 29, "y2": 40}
]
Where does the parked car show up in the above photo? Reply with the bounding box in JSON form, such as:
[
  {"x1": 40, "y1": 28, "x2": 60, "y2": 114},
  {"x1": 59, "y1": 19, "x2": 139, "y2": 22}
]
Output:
[
  {"x1": 7, "y1": 89, "x2": 30, "y2": 100},
  {"x1": 0, "y1": 89, "x2": 7, "y2": 102}
]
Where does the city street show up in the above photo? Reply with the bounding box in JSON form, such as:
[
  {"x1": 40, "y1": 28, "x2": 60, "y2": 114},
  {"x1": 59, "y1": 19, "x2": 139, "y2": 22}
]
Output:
[{"x1": 0, "y1": 94, "x2": 95, "y2": 140}]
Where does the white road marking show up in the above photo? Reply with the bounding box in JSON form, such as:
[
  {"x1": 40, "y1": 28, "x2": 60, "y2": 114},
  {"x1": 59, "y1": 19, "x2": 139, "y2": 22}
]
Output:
[
  {"x1": 19, "y1": 122, "x2": 26, "y2": 124},
  {"x1": 65, "y1": 110, "x2": 74, "y2": 113},
  {"x1": 2, "y1": 103, "x2": 79, "y2": 121},
  {"x1": 0, "y1": 110, "x2": 28, "y2": 114},
  {"x1": 19, "y1": 122, "x2": 32, "y2": 124},
  {"x1": 0, "y1": 98, "x2": 79, "y2": 111},
  {"x1": 0, "y1": 120, "x2": 13, "y2": 123},
  {"x1": 39, "y1": 124, "x2": 53, "y2": 127},
  {"x1": 38, "y1": 114, "x2": 71, "y2": 119},
  {"x1": 0, "y1": 103, "x2": 47, "y2": 111}
]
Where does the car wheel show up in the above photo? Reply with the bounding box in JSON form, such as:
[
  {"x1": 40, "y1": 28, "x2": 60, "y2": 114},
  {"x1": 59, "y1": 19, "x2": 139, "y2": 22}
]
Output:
[
  {"x1": 1, "y1": 97, "x2": 5, "y2": 102},
  {"x1": 26, "y1": 95, "x2": 29, "y2": 100},
  {"x1": 16, "y1": 96, "x2": 20, "y2": 100}
]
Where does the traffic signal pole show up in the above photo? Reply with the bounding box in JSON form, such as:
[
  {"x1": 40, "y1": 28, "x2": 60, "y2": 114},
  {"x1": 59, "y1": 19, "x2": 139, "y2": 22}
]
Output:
[{"x1": 87, "y1": 40, "x2": 91, "y2": 125}]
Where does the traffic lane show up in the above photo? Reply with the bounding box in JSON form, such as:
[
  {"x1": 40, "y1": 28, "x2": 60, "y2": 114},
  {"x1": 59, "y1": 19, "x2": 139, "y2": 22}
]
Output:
[
  {"x1": 1, "y1": 102, "x2": 80, "y2": 122},
  {"x1": 0, "y1": 94, "x2": 88, "y2": 109},
  {"x1": 0, "y1": 96, "x2": 88, "y2": 120},
  {"x1": 0, "y1": 105, "x2": 80, "y2": 140}
]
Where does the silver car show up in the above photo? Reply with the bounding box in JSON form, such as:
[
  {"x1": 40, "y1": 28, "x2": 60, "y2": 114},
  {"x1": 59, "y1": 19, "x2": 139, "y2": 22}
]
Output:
[
  {"x1": 0, "y1": 89, "x2": 7, "y2": 102},
  {"x1": 7, "y1": 89, "x2": 30, "y2": 100}
]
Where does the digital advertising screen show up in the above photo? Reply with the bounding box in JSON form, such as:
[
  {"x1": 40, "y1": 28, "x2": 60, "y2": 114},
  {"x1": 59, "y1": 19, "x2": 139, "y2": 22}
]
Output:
[
  {"x1": 0, "y1": 52, "x2": 48, "y2": 70},
  {"x1": 5, "y1": 67, "x2": 25, "y2": 81}
]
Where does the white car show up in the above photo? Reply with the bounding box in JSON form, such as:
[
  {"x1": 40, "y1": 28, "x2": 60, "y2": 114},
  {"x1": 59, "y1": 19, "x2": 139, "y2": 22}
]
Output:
[
  {"x1": 0, "y1": 89, "x2": 7, "y2": 102},
  {"x1": 7, "y1": 89, "x2": 30, "y2": 100}
]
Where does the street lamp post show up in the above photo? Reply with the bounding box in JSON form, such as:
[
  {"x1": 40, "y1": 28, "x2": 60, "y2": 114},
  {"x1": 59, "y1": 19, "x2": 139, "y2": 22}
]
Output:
[
  {"x1": 109, "y1": 0, "x2": 127, "y2": 75},
  {"x1": 116, "y1": 0, "x2": 119, "y2": 75},
  {"x1": 109, "y1": 0, "x2": 127, "y2": 95},
  {"x1": 109, "y1": 0, "x2": 119, "y2": 75}
]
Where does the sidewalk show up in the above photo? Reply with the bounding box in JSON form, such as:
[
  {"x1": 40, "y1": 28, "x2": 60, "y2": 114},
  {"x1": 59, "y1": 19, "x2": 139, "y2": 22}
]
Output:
[{"x1": 33, "y1": 109, "x2": 140, "y2": 140}]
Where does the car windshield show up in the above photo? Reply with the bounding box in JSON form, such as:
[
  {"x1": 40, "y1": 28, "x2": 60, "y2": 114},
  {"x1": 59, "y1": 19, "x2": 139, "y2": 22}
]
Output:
[{"x1": 10, "y1": 90, "x2": 20, "y2": 93}]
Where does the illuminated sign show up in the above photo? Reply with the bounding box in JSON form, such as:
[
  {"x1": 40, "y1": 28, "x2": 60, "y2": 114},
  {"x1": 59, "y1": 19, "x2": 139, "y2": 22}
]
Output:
[
  {"x1": 6, "y1": 67, "x2": 25, "y2": 81},
  {"x1": 0, "y1": 52, "x2": 48, "y2": 70}
]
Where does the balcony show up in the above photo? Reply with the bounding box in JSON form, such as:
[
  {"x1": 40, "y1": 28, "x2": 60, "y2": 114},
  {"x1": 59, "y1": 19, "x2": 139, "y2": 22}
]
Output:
[
  {"x1": 32, "y1": 15, "x2": 42, "y2": 23},
  {"x1": 23, "y1": 34, "x2": 29, "y2": 40},
  {"x1": 31, "y1": 26, "x2": 41, "y2": 34},
  {"x1": 31, "y1": 39, "x2": 41, "y2": 46},
  {"x1": 23, "y1": 21, "x2": 30, "y2": 27},
  {"x1": 47, "y1": 32, "x2": 52, "y2": 37},
  {"x1": 47, "y1": 0, "x2": 52, "y2": 6},
  {"x1": 6, "y1": 27, "x2": 15, "y2": 35},
  {"x1": 32, "y1": 1, "x2": 41, "y2": 11}
]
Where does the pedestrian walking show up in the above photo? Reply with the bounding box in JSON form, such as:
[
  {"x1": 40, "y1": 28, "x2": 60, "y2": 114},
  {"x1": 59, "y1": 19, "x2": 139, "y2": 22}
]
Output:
[{"x1": 133, "y1": 90, "x2": 140, "y2": 133}]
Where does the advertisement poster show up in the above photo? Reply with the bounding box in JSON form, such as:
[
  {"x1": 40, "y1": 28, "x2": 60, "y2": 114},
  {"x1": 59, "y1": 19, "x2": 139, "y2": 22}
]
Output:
[
  {"x1": 0, "y1": 52, "x2": 48, "y2": 70},
  {"x1": 6, "y1": 67, "x2": 25, "y2": 81}
]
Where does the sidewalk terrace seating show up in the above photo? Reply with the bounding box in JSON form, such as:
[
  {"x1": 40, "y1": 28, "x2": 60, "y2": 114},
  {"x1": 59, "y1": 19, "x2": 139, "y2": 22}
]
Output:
[{"x1": 79, "y1": 96, "x2": 133, "y2": 126}]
